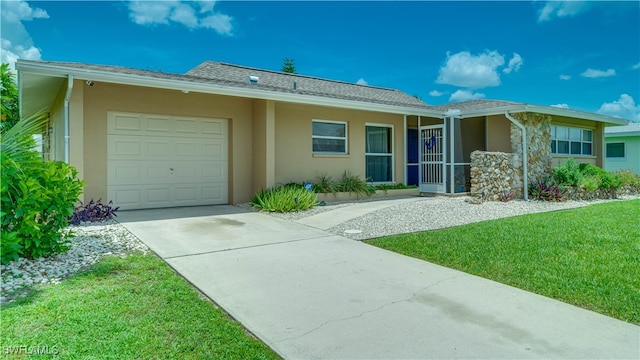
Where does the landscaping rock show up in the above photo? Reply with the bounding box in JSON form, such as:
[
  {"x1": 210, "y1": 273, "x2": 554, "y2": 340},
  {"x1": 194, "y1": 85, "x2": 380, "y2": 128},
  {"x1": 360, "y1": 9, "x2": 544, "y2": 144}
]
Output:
[{"x1": 0, "y1": 220, "x2": 149, "y2": 305}]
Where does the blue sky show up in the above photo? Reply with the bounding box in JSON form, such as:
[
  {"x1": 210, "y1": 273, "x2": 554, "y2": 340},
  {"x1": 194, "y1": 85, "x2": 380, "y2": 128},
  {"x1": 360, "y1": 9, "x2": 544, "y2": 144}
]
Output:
[{"x1": 2, "y1": 1, "x2": 639, "y2": 121}]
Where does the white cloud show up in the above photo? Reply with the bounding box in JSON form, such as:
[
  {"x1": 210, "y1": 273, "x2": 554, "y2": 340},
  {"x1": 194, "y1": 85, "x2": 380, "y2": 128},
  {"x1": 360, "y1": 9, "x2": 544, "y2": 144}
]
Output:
[
  {"x1": 437, "y1": 50, "x2": 506, "y2": 89},
  {"x1": 356, "y1": 78, "x2": 368, "y2": 85},
  {"x1": 429, "y1": 90, "x2": 445, "y2": 97},
  {"x1": 537, "y1": 1, "x2": 592, "y2": 22},
  {"x1": 201, "y1": 13, "x2": 233, "y2": 34},
  {"x1": 0, "y1": 0, "x2": 48, "y2": 71},
  {"x1": 597, "y1": 94, "x2": 640, "y2": 122},
  {"x1": 550, "y1": 103, "x2": 570, "y2": 109},
  {"x1": 128, "y1": 0, "x2": 233, "y2": 35},
  {"x1": 503, "y1": 53, "x2": 523, "y2": 74},
  {"x1": 581, "y1": 68, "x2": 616, "y2": 78},
  {"x1": 559, "y1": 74, "x2": 571, "y2": 80},
  {"x1": 449, "y1": 89, "x2": 485, "y2": 103},
  {"x1": 632, "y1": 62, "x2": 640, "y2": 70}
]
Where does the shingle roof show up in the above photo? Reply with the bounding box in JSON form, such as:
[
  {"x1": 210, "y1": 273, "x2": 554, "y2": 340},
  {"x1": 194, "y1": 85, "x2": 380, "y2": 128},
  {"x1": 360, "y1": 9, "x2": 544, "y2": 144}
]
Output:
[
  {"x1": 24, "y1": 60, "x2": 429, "y2": 110},
  {"x1": 605, "y1": 122, "x2": 640, "y2": 134},
  {"x1": 429, "y1": 99, "x2": 524, "y2": 112},
  {"x1": 186, "y1": 61, "x2": 429, "y2": 109}
]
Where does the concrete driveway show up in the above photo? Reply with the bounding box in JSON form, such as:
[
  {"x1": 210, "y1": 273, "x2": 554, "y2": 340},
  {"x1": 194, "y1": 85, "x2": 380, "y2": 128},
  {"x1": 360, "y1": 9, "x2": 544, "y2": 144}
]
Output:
[{"x1": 118, "y1": 205, "x2": 639, "y2": 359}]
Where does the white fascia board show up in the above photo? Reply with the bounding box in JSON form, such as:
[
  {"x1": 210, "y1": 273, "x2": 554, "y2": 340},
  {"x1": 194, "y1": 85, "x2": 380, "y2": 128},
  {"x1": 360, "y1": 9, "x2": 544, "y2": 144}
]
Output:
[
  {"x1": 16, "y1": 61, "x2": 443, "y2": 118},
  {"x1": 605, "y1": 132, "x2": 640, "y2": 138}
]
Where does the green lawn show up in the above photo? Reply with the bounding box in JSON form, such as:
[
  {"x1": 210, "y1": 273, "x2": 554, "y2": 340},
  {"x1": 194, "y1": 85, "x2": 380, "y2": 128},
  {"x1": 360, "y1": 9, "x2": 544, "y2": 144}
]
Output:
[
  {"x1": 367, "y1": 199, "x2": 640, "y2": 325},
  {"x1": 1, "y1": 254, "x2": 280, "y2": 359}
]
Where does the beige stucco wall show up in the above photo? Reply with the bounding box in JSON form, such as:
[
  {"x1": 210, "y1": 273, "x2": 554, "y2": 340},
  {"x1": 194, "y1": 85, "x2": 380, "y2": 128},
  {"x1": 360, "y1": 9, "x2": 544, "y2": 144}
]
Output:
[
  {"x1": 79, "y1": 82, "x2": 254, "y2": 204},
  {"x1": 486, "y1": 114, "x2": 512, "y2": 152},
  {"x1": 273, "y1": 102, "x2": 405, "y2": 185}
]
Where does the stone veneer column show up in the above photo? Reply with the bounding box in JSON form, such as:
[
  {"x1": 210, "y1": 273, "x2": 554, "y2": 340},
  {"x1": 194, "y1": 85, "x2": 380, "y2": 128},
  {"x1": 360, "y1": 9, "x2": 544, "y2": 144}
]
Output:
[{"x1": 509, "y1": 112, "x2": 552, "y2": 194}]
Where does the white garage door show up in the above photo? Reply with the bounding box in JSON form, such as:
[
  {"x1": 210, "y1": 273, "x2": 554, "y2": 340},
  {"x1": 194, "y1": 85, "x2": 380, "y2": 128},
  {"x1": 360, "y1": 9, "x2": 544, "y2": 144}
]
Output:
[{"x1": 107, "y1": 112, "x2": 228, "y2": 210}]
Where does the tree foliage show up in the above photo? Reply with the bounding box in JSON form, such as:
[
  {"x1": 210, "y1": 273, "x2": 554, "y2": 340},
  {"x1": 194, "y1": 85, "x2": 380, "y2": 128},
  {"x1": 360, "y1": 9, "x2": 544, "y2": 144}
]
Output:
[
  {"x1": 1, "y1": 63, "x2": 19, "y2": 133},
  {"x1": 281, "y1": 58, "x2": 296, "y2": 74}
]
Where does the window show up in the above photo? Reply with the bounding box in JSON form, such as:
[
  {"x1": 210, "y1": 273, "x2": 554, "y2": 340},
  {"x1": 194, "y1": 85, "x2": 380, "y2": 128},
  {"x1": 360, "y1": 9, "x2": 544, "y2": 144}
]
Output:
[
  {"x1": 312, "y1": 120, "x2": 347, "y2": 154},
  {"x1": 366, "y1": 125, "x2": 393, "y2": 182},
  {"x1": 606, "y1": 142, "x2": 625, "y2": 158},
  {"x1": 551, "y1": 125, "x2": 592, "y2": 155}
]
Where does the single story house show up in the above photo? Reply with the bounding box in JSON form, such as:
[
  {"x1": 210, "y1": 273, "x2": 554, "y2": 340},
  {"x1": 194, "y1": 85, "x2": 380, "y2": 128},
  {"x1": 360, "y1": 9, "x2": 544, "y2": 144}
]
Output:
[
  {"x1": 16, "y1": 60, "x2": 628, "y2": 209},
  {"x1": 604, "y1": 122, "x2": 640, "y2": 175}
]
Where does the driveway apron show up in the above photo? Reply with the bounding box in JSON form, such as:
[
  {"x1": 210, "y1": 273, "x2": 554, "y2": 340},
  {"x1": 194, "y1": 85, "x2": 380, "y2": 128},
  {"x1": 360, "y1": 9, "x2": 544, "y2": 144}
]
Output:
[{"x1": 118, "y1": 206, "x2": 640, "y2": 359}]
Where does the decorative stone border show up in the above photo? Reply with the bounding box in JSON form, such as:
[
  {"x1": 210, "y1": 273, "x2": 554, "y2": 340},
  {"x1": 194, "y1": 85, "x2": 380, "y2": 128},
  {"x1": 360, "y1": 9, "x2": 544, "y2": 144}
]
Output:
[{"x1": 316, "y1": 188, "x2": 420, "y2": 202}]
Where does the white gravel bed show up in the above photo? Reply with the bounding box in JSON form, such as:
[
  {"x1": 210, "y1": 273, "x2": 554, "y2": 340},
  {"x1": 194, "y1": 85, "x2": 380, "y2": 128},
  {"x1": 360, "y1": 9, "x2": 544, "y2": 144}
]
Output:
[
  {"x1": 0, "y1": 220, "x2": 149, "y2": 305},
  {"x1": 329, "y1": 195, "x2": 640, "y2": 240}
]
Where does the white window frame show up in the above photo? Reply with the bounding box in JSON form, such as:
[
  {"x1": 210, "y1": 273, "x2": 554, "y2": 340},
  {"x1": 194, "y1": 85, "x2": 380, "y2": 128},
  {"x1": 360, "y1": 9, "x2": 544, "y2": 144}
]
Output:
[
  {"x1": 606, "y1": 141, "x2": 626, "y2": 159},
  {"x1": 551, "y1": 125, "x2": 593, "y2": 156},
  {"x1": 365, "y1": 123, "x2": 394, "y2": 184},
  {"x1": 312, "y1": 119, "x2": 348, "y2": 155}
]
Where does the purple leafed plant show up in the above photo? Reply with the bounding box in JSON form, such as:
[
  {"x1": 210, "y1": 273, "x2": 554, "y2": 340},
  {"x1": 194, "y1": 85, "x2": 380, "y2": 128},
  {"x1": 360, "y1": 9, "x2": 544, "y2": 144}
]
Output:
[
  {"x1": 529, "y1": 180, "x2": 564, "y2": 201},
  {"x1": 69, "y1": 199, "x2": 119, "y2": 225}
]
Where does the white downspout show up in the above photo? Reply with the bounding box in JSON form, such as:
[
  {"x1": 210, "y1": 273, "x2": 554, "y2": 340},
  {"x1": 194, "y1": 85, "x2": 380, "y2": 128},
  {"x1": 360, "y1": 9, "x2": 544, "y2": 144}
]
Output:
[
  {"x1": 504, "y1": 112, "x2": 528, "y2": 201},
  {"x1": 63, "y1": 75, "x2": 73, "y2": 163}
]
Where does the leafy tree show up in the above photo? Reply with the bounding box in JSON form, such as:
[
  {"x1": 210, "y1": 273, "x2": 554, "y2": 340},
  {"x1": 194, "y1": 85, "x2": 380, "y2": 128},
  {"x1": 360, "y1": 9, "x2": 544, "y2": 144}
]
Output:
[
  {"x1": 281, "y1": 58, "x2": 297, "y2": 74},
  {"x1": 1, "y1": 63, "x2": 19, "y2": 134}
]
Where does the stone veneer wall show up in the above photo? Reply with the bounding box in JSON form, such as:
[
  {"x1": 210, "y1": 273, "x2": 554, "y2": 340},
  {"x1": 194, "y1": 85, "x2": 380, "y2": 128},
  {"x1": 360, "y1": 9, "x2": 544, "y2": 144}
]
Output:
[
  {"x1": 509, "y1": 112, "x2": 553, "y2": 191},
  {"x1": 469, "y1": 151, "x2": 515, "y2": 203},
  {"x1": 470, "y1": 112, "x2": 553, "y2": 203}
]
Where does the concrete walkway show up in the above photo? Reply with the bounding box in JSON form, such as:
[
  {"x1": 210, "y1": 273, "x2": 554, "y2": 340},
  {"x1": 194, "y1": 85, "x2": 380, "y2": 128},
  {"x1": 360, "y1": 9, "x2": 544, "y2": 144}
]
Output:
[
  {"x1": 294, "y1": 197, "x2": 421, "y2": 230},
  {"x1": 118, "y1": 205, "x2": 640, "y2": 359}
]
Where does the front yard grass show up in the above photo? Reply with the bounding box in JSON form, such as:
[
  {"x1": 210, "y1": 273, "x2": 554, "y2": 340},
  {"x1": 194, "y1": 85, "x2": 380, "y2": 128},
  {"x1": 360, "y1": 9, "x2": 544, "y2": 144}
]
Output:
[
  {"x1": 367, "y1": 199, "x2": 640, "y2": 325},
  {"x1": 0, "y1": 254, "x2": 279, "y2": 359}
]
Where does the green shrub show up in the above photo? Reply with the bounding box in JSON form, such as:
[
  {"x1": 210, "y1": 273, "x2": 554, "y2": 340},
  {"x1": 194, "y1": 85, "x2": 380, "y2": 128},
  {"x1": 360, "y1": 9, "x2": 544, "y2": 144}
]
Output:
[
  {"x1": 578, "y1": 163, "x2": 622, "y2": 190},
  {"x1": 337, "y1": 170, "x2": 375, "y2": 196},
  {"x1": 615, "y1": 169, "x2": 640, "y2": 188},
  {"x1": 313, "y1": 173, "x2": 339, "y2": 194},
  {"x1": 1, "y1": 114, "x2": 84, "y2": 264},
  {"x1": 251, "y1": 184, "x2": 317, "y2": 212},
  {"x1": 580, "y1": 175, "x2": 600, "y2": 192},
  {"x1": 553, "y1": 158, "x2": 583, "y2": 186}
]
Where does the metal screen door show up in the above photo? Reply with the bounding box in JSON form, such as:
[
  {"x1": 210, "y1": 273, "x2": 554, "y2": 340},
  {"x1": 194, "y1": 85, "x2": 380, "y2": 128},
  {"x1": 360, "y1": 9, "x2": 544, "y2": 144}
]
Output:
[{"x1": 419, "y1": 125, "x2": 445, "y2": 193}]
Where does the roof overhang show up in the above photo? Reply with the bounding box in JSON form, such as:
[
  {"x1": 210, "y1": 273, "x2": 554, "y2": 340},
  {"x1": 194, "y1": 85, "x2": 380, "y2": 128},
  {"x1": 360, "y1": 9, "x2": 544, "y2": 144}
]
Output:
[
  {"x1": 17, "y1": 60, "x2": 629, "y2": 126},
  {"x1": 605, "y1": 131, "x2": 640, "y2": 137},
  {"x1": 452, "y1": 104, "x2": 628, "y2": 126},
  {"x1": 16, "y1": 60, "x2": 443, "y2": 118}
]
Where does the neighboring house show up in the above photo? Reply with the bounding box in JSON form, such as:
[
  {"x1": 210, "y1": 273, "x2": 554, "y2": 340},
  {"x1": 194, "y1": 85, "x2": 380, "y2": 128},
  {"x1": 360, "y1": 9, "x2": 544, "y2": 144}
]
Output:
[
  {"x1": 604, "y1": 122, "x2": 640, "y2": 175},
  {"x1": 16, "y1": 60, "x2": 628, "y2": 209}
]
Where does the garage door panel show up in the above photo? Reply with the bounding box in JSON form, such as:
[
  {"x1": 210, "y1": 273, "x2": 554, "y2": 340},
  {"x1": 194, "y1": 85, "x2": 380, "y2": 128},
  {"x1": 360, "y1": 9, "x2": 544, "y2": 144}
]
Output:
[
  {"x1": 202, "y1": 141, "x2": 227, "y2": 159},
  {"x1": 146, "y1": 188, "x2": 172, "y2": 205},
  {"x1": 174, "y1": 186, "x2": 198, "y2": 203},
  {"x1": 108, "y1": 188, "x2": 142, "y2": 209},
  {"x1": 202, "y1": 184, "x2": 228, "y2": 203},
  {"x1": 173, "y1": 164, "x2": 199, "y2": 179},
  {"x1": 202, "y1": 162, "x2": 227, "y2": 180},
  {"x1": 146, "y1": 116, "x2": 172, "y2": 133},
  {"x1": 202, "y1": 120, "x2": 226, "y2": 137},
  {"x1": 146, "y1": 141, "x2": 173, "y2": 157},
  {"x1": 111, "y1": 138, "x2": 141, "y2": 157},
  {"x1": 107, "y1": 112, "x2": 228, "y2": 209},
  {"x1": 175, "y1": 118, "x2": 199, "y2": 135},
  {"x1": 113, "y1": 114, "x2": 141, "y2": 131},
  {"x1": 109, "y1": 161, "x2": 172, "y2": 185}
]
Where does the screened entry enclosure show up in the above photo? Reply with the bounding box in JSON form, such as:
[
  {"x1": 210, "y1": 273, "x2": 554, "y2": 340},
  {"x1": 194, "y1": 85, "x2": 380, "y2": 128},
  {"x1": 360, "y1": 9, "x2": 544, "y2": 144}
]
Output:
[{"x1": 406, "y1": 115, "x2": 486, "y2": 194}]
